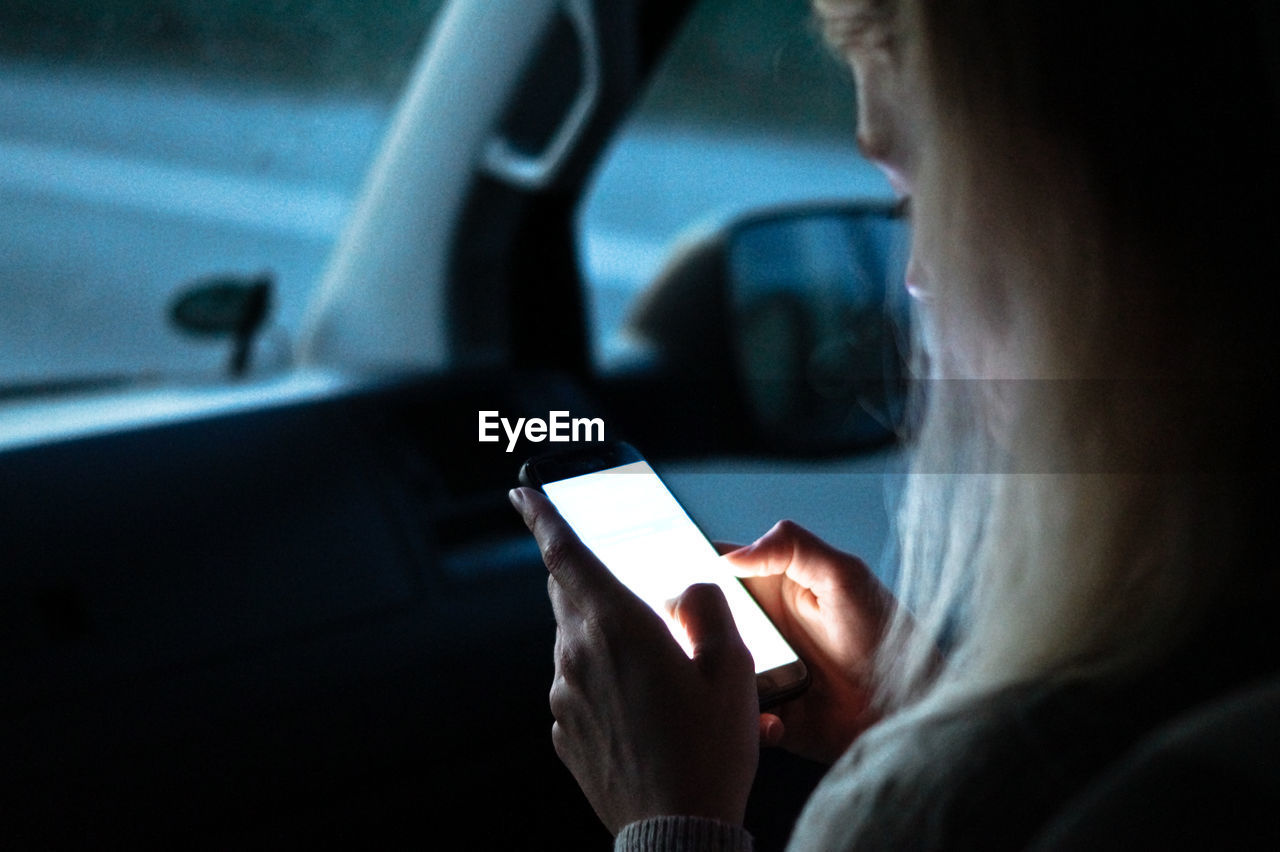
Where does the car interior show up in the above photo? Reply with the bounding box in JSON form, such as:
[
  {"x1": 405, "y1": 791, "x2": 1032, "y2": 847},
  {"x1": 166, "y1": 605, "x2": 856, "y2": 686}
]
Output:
[
  {"x1": 7, "y1": 0, "x2": 1272, "y2": 848},
  {"x1": 1, "y1": 0, "x2": 900, "y2": 847}
]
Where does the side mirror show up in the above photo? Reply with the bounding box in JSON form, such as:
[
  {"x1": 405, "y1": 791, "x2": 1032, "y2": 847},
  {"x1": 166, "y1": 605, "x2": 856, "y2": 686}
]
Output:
[
  {"x1": 169, "y1": 273, "x2": 275, "y2": 377},
  {"x1": 624, "y1": 201, "x2": 911, "y2": 455},
  {"x1": 728, "y1": 202, "x2": 911, "y2": 451}
]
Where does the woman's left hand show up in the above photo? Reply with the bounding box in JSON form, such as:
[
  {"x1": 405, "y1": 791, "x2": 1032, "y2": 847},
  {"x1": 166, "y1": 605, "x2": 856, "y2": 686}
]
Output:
[{"x1": 510, "y1": 487, "x2": 760, "y2": 835}]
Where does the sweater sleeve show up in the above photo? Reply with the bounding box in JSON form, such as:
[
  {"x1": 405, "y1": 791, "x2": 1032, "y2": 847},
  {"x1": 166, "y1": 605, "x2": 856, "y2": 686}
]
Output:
[{"x1": 614, "y1": 816, "x2": 754, "y2": 852}]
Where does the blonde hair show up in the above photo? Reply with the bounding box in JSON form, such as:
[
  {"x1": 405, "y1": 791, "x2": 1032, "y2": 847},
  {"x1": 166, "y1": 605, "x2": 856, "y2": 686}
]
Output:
[{"x1": 824, "y1": 0, "x2": 1280, "y2": 713}]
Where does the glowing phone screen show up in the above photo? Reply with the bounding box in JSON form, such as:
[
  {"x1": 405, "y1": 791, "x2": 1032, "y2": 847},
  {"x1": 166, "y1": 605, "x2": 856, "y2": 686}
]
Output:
[{"x1": 541, "y1": 461, "x2": 798, "y2": 674}]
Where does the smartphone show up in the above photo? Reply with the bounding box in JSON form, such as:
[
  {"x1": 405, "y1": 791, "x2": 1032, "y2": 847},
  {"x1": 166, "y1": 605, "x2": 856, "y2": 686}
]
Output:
[{"x1": 520, "y1": 441, "x2": 809, "y2": 708}]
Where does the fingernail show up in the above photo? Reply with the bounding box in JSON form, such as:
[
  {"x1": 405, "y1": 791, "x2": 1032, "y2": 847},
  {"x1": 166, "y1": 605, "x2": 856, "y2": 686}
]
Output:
[
  {"x1": 766, "y1": 717, "x2": 783, "y2": 742},
  {"x1": 508, "y1": 488, "x2": 526, "y2": 511}
]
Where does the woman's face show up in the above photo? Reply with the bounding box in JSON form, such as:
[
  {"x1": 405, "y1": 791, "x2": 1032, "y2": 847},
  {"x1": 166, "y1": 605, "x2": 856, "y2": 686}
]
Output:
[
  {"x1": 821, "y1": 1, "x2": 931, "y2": 301},
  {"x1": 824, "y1": 0, "x2": 1041, "y2": 381}
]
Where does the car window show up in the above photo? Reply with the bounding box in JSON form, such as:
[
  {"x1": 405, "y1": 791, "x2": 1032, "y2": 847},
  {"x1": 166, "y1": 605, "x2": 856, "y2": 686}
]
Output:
[
  {"x1": 577, "y1": 0, "x2": 894, "y2": 372},
  {"x1": 0, "y1": 0, "x2": 444, "y2": 391}
]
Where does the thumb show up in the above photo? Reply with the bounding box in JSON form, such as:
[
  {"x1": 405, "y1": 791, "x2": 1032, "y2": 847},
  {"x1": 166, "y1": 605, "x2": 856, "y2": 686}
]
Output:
[
  {"x1": 759, "y1": 713, "x2": 785, "y2": 748},
  {"x1": 673, "y1": 583, "x2": 751, "y2": 674}
]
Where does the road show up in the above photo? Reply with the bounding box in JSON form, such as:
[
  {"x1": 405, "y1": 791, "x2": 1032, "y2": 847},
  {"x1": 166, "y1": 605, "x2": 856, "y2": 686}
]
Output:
[{"x1": 0, "y1": 59, "x2": 383, "y2": 386}]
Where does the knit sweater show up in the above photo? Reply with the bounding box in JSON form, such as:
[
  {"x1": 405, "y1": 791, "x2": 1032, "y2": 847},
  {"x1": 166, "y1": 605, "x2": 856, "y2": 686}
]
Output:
[{"x1": 615, "y1": 614, "x2": 1279, "y2": 852}]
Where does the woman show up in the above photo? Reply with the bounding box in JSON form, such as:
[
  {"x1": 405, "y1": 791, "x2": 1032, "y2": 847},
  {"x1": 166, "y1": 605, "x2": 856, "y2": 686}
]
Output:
[{"x1": 510, "y1": 0, "x2": 1279, "y2": 847}]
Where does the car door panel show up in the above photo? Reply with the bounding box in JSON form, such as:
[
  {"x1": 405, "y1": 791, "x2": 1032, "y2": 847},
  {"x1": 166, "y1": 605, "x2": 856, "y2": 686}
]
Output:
[{"x1": 1, "y1": 368, "x2": 609, "y2": 845}]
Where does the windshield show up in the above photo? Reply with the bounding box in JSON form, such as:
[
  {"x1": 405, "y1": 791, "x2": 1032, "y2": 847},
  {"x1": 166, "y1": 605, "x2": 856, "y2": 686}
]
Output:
[{"x1": 0, "y1": 0, "x2": 445, "y2": 392}]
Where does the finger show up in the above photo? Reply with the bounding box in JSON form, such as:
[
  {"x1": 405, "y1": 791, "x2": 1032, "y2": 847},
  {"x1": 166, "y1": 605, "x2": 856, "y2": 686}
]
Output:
[
  {"x1": 737, "y1": 571, "x2": 782, "y2": 602},
  {"x1": 715, "y1": 540, "x2": 768, "y2": 582},
  {"x1": 724, "y1": 520, "x2": 875, "y2": 595},
  {"x1": 552, "y1": 625, "x2": 587, "y2": 685},
  {"x1": 672, "y1": 583, "x2": 751, "y2": 674},
  {"x1": 510, "y1": 487, "x2": 630, "y2": 608},
  {"x1": 759, "y1": 713, "x2": 785, "y2": 748},
  {"x1": 720, "y1": 527, "x2": 788, "y2": 578},
  {"x1": 548, "y1": 571, "x2": 582, "y2": 626}
]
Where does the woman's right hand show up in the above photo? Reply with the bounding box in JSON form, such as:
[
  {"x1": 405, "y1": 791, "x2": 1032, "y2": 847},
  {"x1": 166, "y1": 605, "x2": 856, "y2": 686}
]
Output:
[{"x1": 723, "y1": 521, "x2": 896, "y2": 765}]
